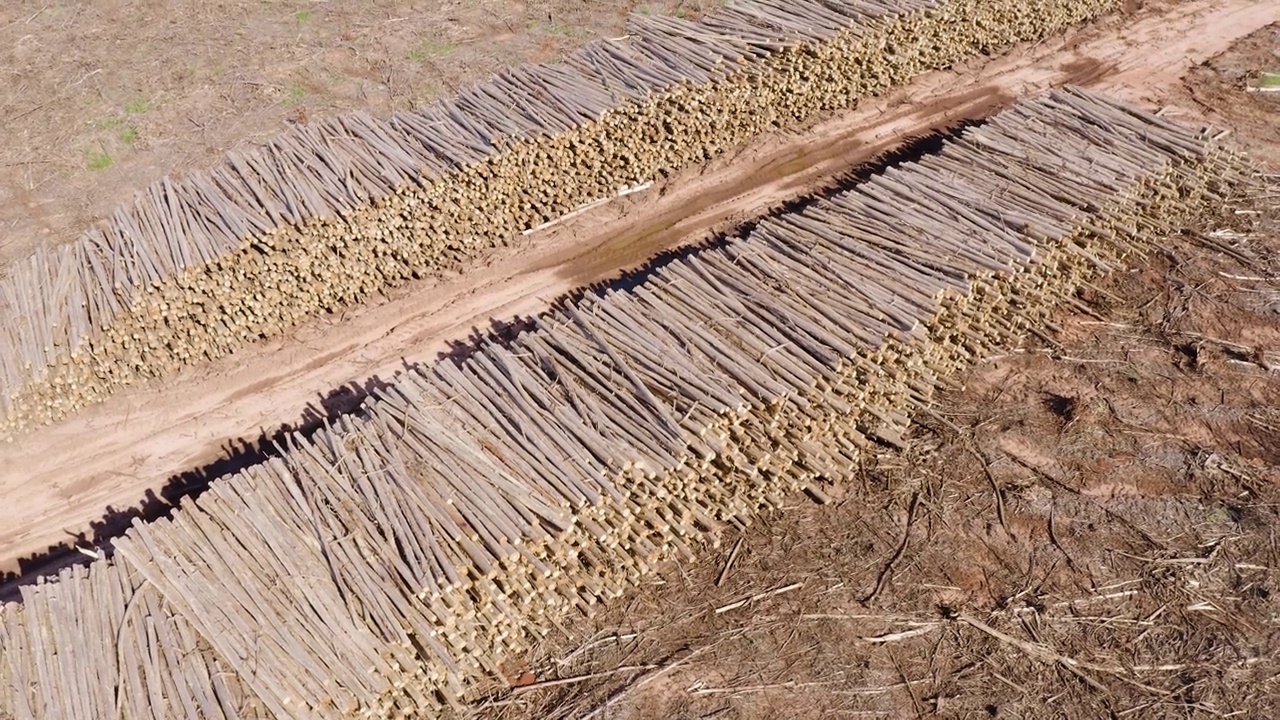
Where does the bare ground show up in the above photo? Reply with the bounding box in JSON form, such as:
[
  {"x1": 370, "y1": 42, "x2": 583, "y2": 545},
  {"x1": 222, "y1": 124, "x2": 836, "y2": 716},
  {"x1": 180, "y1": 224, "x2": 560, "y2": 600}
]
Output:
[
  {"x1": 0, "y1": 0, "x2": 723, "y2": 266},
  {"x1": 464, "y1": 25, "x2": 1280, "y2": 720},
  {"x1": 2, "y1": 0, "x2": 1276, "y2": 585}
]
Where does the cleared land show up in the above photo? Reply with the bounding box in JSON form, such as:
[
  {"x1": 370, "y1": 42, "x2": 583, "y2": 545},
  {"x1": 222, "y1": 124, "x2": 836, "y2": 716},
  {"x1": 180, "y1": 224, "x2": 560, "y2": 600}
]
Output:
[
  {"x1": 473, "y1": 26, "x2": 1280, "y2": 720},
  {"x1": 0, "y1": 1, "x2": 1277, "y2": 718},
  {"x1": 1, "y1": 0, "x2": 1276, "y2": 583},
  {"x1": 2, "y1": 86, "x2": 1253, "y2": 718}
]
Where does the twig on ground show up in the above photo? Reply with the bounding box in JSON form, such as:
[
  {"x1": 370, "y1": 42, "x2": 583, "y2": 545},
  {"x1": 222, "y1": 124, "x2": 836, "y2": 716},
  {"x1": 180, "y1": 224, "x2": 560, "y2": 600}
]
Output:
[
  {"x1": 864, "y1": 491, "x2": 921, "y2": 604},
  {"x1": 556, "y1": 632, "x2": 641, "y2": 667},
  {"x1": 832, "y1": 677, "x2": 932, "y2": 697},
  {"x1": 889, "y1": 649, "x2": 926, "y2": 715},
  {"x1": 968, "y1": 444, "x2": 1009, "y2": 534},
  {"x1": 577, "y1": 644, "x2": 713, "y2": 720},
  {"x1": 690, "y1": 680, "x2": 837, "y2": 695},
  {"x1": 714, "y1": 581, "x2": 804, "y2": 614},
  {"x1": 1047, "y1": 506, "x2": 1082, "y2": 574},
  {"x1": 957, "y1": 613, "x2": 1112, "y2": 695},
  {"x1": 1189, "y1": 229, "x2": 1261, "y2": 267},
  {"x1": 1000, "y1": 445, "x2": 1165, "y2": 550},
  {"x1": 1218, "y1": 272, "x2": 1280, "y2": 282},
  {"x1": 716, "y1": 537, "x2": 744, "y2": 587},
  {"x1": 989, "y1": 670, "x2": 1031, "y2": 696},
  {"x1": 514, "y1": 665, "x2": 658, "y2": 694},
  {"x1": 861, "y1": 624, "x2": 941, "y2": 644},
  {"x1": 799, "y1": 613, "x2": 931, "y2": 622}
]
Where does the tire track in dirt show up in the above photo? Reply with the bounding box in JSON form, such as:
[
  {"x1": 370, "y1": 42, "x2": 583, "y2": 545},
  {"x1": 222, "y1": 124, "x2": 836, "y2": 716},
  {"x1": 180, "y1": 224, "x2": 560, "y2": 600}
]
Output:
[{"x1": 1, "y1": 0, "x2": 1276, "y2": 576}]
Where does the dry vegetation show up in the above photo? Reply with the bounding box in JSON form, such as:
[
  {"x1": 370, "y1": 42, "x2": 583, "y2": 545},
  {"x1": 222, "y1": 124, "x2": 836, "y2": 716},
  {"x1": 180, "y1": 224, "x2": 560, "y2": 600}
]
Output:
[{"x1": 470, "y1": 27, "x2": 1280, "y2": 720}]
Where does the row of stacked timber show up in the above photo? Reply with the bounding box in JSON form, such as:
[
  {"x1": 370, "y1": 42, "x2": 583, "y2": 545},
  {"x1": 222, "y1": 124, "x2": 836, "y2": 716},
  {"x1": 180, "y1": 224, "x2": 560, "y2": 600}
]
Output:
[
  {"x1": 0, "y1": 89, "x2": 1254, "y2": 719},
  {"x1": 0, "y1": 0, "x2": 1127, "y2": 436}
]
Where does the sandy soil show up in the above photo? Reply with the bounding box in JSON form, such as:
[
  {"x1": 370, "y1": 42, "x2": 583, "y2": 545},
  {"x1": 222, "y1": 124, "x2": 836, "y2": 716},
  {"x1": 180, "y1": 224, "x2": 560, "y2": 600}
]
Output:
[
  {"x1": 0, "y1": 0, "x2": 1277, "y2": 581},
  {"x1": 472, "y1": 27, "x2": 1280, "y2": 720}
]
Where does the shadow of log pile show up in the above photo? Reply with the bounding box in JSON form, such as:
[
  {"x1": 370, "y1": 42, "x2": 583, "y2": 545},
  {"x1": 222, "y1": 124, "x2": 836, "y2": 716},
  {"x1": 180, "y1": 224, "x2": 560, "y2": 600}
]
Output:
[
  {"x1": 0, "y1": 374, "x2": 398, "y2": 604},
  {"x1": 0, "y1": 0, "x2": 1123, "y2": 436},
  {"x1": 0, "y1": 88, "x2": 1254, "y2": 719}
]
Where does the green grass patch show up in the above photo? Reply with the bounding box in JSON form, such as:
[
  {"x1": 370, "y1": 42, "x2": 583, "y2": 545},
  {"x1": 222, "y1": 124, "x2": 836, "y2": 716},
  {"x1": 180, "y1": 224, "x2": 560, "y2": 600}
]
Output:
[
  {"x1": 1257, "y1": 71, "x2": 1280, "y2": 88},
  {"x1": 87, "y1": 151, "x2": 113, "y2": 171},
  {"x1": 525, "y1": 18, "x2": 578, "y2": 39},
  {"x1": 124, "y1": 99, "x2": 150, "y2": 115},
  {"x1": 295, "y1": 9, "x2": 313, "y2": 22},
  {"x1": 408, "y1": 40, "x2": 456, "y2": 62},
  {"x1": 118, "y1": 127, "x2": 138, "y2": 145}
]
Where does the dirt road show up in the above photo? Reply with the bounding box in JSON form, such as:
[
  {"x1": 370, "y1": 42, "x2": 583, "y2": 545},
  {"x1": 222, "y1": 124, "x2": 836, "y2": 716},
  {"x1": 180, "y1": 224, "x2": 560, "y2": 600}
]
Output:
[{"x1": 1, "y1": 0, "x2": 1276, "y2": 576}]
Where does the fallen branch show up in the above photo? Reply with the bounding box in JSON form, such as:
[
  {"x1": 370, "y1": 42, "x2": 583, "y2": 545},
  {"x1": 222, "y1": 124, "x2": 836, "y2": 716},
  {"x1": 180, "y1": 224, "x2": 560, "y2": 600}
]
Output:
[
  {"x1": 714, "y1": 582, "x2": 804, "y2": 614},
  {"x1": 513, "y1": 664, "x2": 658, "y2": 694},
  {"x1": 864, "y1": 491, "x2": 921, "y2": 604},
  {"x1": 956, "y1": 613, "x2": 1112, "y2": 694},
  {"x1": 716, "y1": 537, "x2": 744, "y2": 587},
  {"x1": 578, "y1": 644, "x2": 712, "y2": 720}
]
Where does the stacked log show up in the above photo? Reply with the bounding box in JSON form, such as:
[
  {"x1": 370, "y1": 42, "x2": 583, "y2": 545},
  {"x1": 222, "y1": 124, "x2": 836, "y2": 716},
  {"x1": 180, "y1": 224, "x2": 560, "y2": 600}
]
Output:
[
  {"x1": 1, "y1": 562, "x2": 275, "y2": 719},
  {"x1": 0, "y1": 0, "x2": 1125, "y2": 436},
  {"x1": 0, "y1": 89, "x2": 1252, "y2": 719}
]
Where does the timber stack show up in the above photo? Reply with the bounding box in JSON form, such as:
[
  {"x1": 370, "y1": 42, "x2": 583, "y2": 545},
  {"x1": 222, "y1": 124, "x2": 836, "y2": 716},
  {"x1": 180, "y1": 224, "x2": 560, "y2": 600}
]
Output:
[
  {"x1": 0, "y1": 0, "x2": 1123, "y2": 436},
  {"x1": 0, "y1": 89, "x2": 1253, "y2": 718}
]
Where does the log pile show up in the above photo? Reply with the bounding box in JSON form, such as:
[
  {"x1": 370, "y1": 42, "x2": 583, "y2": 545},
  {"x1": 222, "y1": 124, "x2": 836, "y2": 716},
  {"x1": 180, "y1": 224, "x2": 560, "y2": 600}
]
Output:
[
  {"x1": 0, "y1": 89, "x2": 1252, "y2": 719},
  {"x1": 0, "y1": 0, "x2": 1124, "y2": 436}
]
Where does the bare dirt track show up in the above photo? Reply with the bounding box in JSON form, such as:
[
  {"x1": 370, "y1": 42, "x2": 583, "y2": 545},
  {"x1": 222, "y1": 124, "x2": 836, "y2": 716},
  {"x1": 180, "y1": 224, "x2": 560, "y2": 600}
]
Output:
[{"x1": 1, "y1": 0, "x2": 1277, "y2": 584}]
